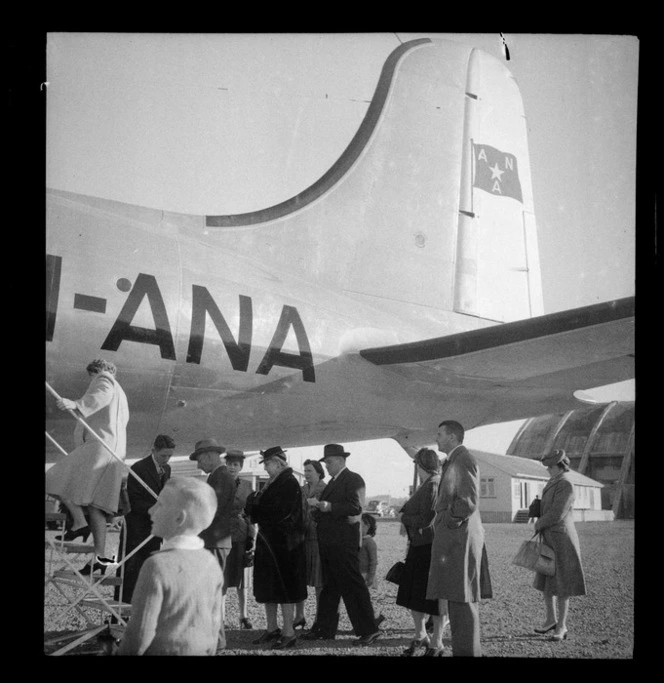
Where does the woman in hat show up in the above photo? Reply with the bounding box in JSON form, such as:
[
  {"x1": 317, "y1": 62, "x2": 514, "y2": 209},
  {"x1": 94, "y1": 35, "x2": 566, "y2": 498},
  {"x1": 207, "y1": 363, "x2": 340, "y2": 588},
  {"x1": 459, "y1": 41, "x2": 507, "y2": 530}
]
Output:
[
  {"x1": 396, "y1": 448, "x2": 449, "y2": 657},
  {"x1": 248, "y1": 446, "x2": 307, "y2": 650},
  {"x1": 222, "y1": 449, "x2": 256, "y2": 630},
  {"x1": 294, "y1": 458, "x2": 327, "y2": 631},
  {"x1": 533, "y1": 449, "x2": 587, "y2": 642},
  {"x1": 46, "y1": 358, "x2": 129, "y2": 574}
]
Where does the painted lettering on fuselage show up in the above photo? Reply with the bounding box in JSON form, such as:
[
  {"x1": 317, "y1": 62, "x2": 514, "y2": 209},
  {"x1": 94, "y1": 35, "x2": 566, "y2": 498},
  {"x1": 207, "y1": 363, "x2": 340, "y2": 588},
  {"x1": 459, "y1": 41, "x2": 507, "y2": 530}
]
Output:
[{"x1": 45, "y1": 258, "x2": 316, "y2": 382}]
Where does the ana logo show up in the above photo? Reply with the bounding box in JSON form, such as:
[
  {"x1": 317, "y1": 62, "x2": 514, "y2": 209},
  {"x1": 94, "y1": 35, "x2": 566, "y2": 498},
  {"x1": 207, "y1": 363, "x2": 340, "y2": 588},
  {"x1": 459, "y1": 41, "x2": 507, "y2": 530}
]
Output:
[{"x1": 472, "y1": 143, "x2": 523, "y2": 202}]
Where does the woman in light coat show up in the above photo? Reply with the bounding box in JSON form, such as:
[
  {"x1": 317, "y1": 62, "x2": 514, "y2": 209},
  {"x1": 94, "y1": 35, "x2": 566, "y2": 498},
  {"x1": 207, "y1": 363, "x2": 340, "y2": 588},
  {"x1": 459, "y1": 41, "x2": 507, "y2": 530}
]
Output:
[
  {"x1": 533, "y1": 449, "x2": 587, "y2": 641},
  {"x1": 46, "y1": 358, "x2": 129, "y2": 573}
]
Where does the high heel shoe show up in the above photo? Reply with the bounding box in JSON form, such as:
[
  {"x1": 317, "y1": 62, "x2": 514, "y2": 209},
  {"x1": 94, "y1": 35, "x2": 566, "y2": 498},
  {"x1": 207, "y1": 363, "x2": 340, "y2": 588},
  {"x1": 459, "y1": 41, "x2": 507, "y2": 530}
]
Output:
[
  {"x1": 401, "y1": 636, "x2": 430, "y2": 657},
  {"x1": 550, "y1": 629, "x2": 568, "y2": 641},
  {"x1": 271, "y1": 633, "x2": 297, "y2": 650},
  {"x1": 252, "y1": 628, "x2": 281, "y2": 644},
  {"x1": 79, "y1": 555, "x2": 117, "y2": 576},
  {"x1": 79, "y1": 560, "x2": 106, "y2": 576},
  {"x1": 534, "y1": 622, "x2": 557, "y2": 634},
  {"x1": 423, "y1": 646, "x2": 445, "y2": 657},
  {"x1": 240, "y1": 618, "x2": 253, "y2": 630},
  {"x1": 55, "y1": 525, "x2": 91, "y2": 543},
  {"x1": 293, "y1": 618, "x2": 306, "y2": 630}
]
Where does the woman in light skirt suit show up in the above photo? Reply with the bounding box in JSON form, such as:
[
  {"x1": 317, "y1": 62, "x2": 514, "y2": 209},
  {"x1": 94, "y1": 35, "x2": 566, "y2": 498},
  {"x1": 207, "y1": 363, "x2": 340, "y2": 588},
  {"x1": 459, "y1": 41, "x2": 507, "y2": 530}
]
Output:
[
  {"x1": 222, "y1": 450, "x2": 256, "y2": 629},
  {"x1": 294, "y1": 459, "x2": 327, "y2": 630}
]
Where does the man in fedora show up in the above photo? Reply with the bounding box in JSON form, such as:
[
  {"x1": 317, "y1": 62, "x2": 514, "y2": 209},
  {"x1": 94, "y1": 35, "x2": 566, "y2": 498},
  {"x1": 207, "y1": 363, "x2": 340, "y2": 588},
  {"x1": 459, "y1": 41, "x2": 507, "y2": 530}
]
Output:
[
  {"x1": 189, "y1": 437, "x2": 236, "y2": 650},
  {"x1": 301, "y1": 444, "x2": 381, "y2": 646},
  {"x1": 189, "y1": 438, "x2": 236, "y2": 571}
]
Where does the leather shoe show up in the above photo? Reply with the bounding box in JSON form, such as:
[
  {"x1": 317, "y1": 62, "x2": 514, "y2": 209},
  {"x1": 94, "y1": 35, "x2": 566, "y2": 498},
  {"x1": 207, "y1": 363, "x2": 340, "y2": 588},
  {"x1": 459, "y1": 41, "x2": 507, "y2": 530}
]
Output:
[
  {"x1": 402, "y1": 636, "x2": 430, "y2": 656},
  {"x1": 301, "y1": 629, "x2": 335, "y2": 641},
  {"x1": 534, "y1": 622, "x2": 557, "y2": 634},
  {"x1": 423, "y1": 646, "x2": 444, "y2": 657},
  {"x1": 293, "y1": 618, "x2": 306, "y2": 630},
  {"x1": 550, "y1": 629, "x2": 568, "y2": 641},
  {"x1": 271, "y1": 634, "x2": 297, "y2": 650},
  {"x1": 252, "y1": 628, "x2": 281, "y2": 644},
  {"x1": 55, "y1": 525, "x2": 91, "y2": 543},
  {"x1": 353, "y1": 631, "x2": 380, "y2": 646},
  {"x1": 240, "y1": 618, "x2": 253, "y2": 630}
]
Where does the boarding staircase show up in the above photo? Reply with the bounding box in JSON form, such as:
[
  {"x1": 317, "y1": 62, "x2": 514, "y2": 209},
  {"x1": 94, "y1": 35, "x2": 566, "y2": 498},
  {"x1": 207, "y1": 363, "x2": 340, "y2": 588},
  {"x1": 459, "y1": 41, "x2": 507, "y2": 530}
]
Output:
[
  {"x1": 44, "y1": 380, "x2": 160, "y2": 655},
  {"x1": 44, "y1": 505, "x2": 130, "y2": 655}
]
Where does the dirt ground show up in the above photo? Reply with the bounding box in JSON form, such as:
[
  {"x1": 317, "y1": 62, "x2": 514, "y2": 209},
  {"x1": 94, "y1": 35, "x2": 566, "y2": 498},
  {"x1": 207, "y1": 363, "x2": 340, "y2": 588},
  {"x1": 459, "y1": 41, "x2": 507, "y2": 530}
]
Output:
[{"x1": 44, "y1": 519, "x2": 634, "y2": 658}]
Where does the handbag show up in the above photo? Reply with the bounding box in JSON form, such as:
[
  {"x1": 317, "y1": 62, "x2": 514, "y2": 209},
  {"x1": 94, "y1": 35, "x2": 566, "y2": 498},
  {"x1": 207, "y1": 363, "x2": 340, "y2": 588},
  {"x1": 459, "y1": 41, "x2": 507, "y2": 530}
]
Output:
[
  {"x1": 535, "y1": 540, "x2": 556, "y2": 576},
  {"x1": 385, "y1": 560, "x2": 406, "y2": 585},
  {"x1": 512, "y1": 533, "x2": 556, "y2": 576}
]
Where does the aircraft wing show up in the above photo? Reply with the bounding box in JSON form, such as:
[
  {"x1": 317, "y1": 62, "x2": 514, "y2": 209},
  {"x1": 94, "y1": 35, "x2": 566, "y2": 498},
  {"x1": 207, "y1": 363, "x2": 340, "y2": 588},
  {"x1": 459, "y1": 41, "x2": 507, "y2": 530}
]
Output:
[{"x1": 359, "y1": 297, "x2": 634, "y2": 412}]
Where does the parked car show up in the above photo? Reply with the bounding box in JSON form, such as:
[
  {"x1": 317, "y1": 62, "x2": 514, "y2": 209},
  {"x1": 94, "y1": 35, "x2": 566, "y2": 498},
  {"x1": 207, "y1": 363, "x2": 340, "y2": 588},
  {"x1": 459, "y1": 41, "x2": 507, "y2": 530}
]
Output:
[{"x1": 366, "y1": 500, "x2": 389, "y2": 517}]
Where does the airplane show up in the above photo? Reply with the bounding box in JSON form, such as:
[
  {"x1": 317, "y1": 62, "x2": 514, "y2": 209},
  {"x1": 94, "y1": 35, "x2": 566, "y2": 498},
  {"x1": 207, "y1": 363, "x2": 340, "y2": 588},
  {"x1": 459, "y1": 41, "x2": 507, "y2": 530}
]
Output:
[{"x1": 45, "y1": 37, "x2": 635, "y2": 464}]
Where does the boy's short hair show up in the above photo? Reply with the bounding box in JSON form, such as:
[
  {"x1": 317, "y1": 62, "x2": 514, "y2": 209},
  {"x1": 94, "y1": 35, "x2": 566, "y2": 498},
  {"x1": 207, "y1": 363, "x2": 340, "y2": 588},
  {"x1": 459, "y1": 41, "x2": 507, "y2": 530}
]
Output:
[{"x1": 165, "y1": 477, "x2": 217, "y2": 532}]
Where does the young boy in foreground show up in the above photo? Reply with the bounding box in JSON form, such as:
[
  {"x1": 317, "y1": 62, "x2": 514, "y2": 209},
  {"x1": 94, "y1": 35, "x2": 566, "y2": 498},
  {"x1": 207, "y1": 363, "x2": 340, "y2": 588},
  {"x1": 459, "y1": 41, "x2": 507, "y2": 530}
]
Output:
[{"x1": 117, "y1": 476, "x2": 224, "y2": 655}]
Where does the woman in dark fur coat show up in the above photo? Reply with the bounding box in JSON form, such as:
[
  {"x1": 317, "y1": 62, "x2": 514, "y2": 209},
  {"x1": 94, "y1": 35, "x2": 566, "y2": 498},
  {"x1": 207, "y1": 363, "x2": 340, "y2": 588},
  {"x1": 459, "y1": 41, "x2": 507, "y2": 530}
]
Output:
[{"x1": 247, "y1": 446, "x2": 307, "y2": 650}]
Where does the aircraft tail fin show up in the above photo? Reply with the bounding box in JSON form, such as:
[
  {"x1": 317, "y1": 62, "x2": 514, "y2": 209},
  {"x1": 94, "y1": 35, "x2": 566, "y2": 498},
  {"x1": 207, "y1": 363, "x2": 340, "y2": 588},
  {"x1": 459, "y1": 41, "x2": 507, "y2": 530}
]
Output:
[{"x1": 205, "y1": 39, "x2": 542, "y2": 323}]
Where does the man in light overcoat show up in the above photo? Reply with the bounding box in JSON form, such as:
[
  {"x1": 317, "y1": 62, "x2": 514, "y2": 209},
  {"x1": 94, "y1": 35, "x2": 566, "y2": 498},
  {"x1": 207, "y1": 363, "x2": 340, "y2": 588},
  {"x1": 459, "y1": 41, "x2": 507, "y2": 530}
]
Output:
[{"x1": 426, "y1": 420, "x2": 491, "y2": 656}]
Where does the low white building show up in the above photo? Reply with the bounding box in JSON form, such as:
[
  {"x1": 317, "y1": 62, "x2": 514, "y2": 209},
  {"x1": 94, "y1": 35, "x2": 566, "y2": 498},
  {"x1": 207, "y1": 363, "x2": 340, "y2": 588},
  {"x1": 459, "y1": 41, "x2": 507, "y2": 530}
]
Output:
[{"x1": 472, "y1": 450, "x2": 611, "y2": 523}]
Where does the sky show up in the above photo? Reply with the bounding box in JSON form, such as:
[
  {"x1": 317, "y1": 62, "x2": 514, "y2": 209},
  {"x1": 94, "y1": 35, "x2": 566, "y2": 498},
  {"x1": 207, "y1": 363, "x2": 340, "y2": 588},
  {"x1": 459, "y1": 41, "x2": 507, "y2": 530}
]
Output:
[{"x1": 45, "y1": 33, "x2": 637, "y2": 496}]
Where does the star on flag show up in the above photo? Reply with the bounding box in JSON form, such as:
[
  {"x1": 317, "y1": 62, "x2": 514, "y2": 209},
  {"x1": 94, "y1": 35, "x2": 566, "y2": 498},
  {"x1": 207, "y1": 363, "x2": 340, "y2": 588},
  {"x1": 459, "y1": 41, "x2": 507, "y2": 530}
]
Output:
[{"x1": 472, "y1": 143, "x2": 523, "y2": 202}]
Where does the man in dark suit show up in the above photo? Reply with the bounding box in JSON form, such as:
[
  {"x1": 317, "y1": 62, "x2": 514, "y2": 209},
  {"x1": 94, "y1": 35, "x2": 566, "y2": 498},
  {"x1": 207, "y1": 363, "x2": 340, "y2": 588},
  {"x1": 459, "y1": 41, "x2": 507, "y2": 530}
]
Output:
[
  {"x1": 116, "y1": 434, "x2": 174, "y2": 604},
  {"x1": 189, "y1": 438, "x2": 236, "y2": 650},
  {"x1": 301, "y1": 444, "x2": 381, "y2": 646},
  {"x1": 189, "y1": 438, "x2": 236, "y2": 573}
]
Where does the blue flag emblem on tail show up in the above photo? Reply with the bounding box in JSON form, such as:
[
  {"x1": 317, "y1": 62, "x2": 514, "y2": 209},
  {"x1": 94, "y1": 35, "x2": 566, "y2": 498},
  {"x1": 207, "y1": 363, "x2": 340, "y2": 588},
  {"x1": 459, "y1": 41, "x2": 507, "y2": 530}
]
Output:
[{"x1": 472, "y1": 143, "x2": 523, "y2": 202}]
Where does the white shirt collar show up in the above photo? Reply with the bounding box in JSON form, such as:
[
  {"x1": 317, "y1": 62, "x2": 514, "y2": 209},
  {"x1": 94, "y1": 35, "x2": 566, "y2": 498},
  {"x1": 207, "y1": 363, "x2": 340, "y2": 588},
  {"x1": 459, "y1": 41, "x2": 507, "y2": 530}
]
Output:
[
  {"x1": 151, "y1": 453, "x2": 163, "y2": 473},
  {"x1": 161, "y1": 534, "x2": 205, "y2": 551}
]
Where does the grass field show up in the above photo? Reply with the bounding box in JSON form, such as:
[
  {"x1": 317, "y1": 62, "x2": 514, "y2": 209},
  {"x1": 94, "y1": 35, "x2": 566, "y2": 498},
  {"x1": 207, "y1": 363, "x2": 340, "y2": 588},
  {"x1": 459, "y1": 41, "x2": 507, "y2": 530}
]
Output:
[{"x1": 45, "y1": 519, "x2": 634, "y2": 657}]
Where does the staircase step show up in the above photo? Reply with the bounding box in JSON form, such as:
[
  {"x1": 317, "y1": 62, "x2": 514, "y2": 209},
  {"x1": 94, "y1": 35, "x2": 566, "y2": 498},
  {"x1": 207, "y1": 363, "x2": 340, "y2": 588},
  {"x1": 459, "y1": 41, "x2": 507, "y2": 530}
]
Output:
[
  {"x1": 52, "y1": 570, "x2": 123, "y2": 586},
  {"x1": 513, "y1": 509, "x2": 531, "y2": 523},
  {"x1": 80, "y1": 599, "x2": 131, "y2": 615},
  {"x1": 45, "y1": 541, "x2": 95, "y2": 553},
  {"x1": 45, "y1": 512, "x2": 67, "y2": 522}
]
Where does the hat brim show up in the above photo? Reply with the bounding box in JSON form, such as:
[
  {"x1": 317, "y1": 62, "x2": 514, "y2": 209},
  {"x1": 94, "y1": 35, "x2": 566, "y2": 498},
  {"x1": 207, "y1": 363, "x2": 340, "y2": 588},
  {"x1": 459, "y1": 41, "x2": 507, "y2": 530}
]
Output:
[
  {"x1": 189, "y1": 446, "x2": 224, "y2": 461},
  {"x1": 319, "y1": 453, "x2": 349, "y2": 462},
  {"x1": 259, "y1": 453, "x2": 288, "y2": 464}
]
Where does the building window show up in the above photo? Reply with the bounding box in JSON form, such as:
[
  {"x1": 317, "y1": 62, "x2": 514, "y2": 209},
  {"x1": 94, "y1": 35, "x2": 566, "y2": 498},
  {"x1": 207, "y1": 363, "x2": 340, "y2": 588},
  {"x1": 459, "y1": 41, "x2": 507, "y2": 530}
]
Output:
[{"x1": 481, "y1": 477, "x2": 495, "y2": 498}]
